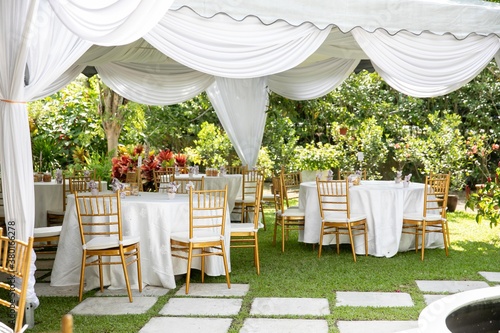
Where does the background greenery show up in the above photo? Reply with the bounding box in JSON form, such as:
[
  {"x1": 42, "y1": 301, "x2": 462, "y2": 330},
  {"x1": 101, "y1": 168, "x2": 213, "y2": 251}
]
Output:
[{"x1": 28, "y1": 61, "x2": 500, "y2": 190}]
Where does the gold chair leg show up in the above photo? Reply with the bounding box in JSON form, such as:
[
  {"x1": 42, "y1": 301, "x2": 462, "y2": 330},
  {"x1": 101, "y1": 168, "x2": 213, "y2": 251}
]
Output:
[
  {"x1": 185, "y1": 245, "x2": 193, "y2": 294},
  {"x1": 318, "y1": 223, "x2": 324, "y2": 258},
  {"x1": 221, "y1": 243, "x2": 231, "y2": 289},
  {"x1": 136, "y1": 245, "x2": 143, "y2": 292},
  {"x1": 120, "y1": 251, "x2": 133, "y2": 302},
  {"x1": 254, "y1": 234, "x2": 260, "y2": 275},
  {"x1": 79, "y1": 253, "x2": 87, "y2": 302},
  {"x1": 347, "y1": 224, "x2": 357, "y2": 263}
]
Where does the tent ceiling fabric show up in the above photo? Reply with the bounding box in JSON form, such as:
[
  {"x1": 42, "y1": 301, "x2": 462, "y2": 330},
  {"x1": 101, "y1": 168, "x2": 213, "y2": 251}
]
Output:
[
  {"x1": 1, "y1": 0, "x2": 499, "y2": 308},
  {"x1": 170, "y1": 0, "x2": 500, "y2": 38}
]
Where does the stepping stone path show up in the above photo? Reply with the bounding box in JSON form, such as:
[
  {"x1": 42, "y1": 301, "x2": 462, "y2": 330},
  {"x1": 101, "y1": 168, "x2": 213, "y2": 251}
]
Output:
[{"x1": 34, "y1": 272, "x2": 500, "y2": 332}]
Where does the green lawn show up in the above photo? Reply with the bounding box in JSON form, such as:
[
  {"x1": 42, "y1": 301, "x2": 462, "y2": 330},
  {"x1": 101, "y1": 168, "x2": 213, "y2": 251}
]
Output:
[{"x1": 26, "y1": 209, "x2": 500, "y2": 332}]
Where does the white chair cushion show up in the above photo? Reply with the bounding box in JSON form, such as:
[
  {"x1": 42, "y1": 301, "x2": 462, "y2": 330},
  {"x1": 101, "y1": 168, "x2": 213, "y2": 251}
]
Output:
[
  {"x1": 34, "y1": 226, "x2": 62, "y2": 238},
  {"x1": 231, "y1": 223, "x2": 257, "y2": 232},
  {"x1": 234, "y1": 197, "x2": 255, "y2": 204},
  {"x1": 403, "y1": 213, "x2": 444, "y2": 222},
  {"x1": 171, "y1": 231, "x2": 223, "y2": 243},
  {"x1": 84, "y1": 235, "x2": 140, "y2": 250},
  {"x1": 323, "y1": 212, "x2": 367, "y2": 223},
  {"x1": 282, "y1": 207, "x2": 305, "y2": 217}
]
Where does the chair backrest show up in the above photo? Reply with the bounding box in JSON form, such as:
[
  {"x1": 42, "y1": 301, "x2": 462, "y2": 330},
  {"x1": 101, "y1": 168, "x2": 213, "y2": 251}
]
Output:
[
  {"x1": 74, "y1": 191, "x2": 123, "y2": 246},
  {"x1": 188, "y1": 186, "x2": 228, "y2": 239},
  {"x1": 338, "y1": 169, "x2": 367, "y2": 180},
  {"x1": 316, "y1": 179, "x2": 351, "y2": 219},
  {"x1": 241, "y1": 169, "x2": 262, "y2": 200},
  {"x1": 226, "y1": 165, "x2": 246, "y2": 175},
  {"x1": 68, "y1": 176, "x2": 102, "y2": 193},
  {"x1": 153, "y1": 170, "x2": 171, "y2": 192},
  {"x1": 272, "y1": 176, "x2": 285, "y2": 213},
  {"x1": 252, "y1": 179, "x2": 263, "y2": 229},
  {"x1": 280, "y1": 167, "x2": 302, "y2": 207},
  {"x1": 173, "y1": 176, "x2": 205, "y2": 194},
  {"x1": 0, "y1": 229, "x2": 34, "y2": 333},
  {"x1": 424, "y1": 173, "x2": 450, "y2": 218}
]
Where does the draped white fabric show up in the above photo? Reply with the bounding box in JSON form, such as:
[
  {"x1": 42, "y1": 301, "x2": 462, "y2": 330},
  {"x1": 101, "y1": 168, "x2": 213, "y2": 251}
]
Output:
[
  {"x1": 268, "y1": 58, "x2": 360, "y2": 100},
  {"x1": 206, "y1": 77, "x2": 268, "y2": 167},
  {"x1": 352, "y1": 28, "x2": 500, "y2": 97},
  {"x1": 97, "y1": 62, "x2": 214, "y2": 105},
  {"x1": 48, "y1": 0, "x2": 173, "y2": 46},
  {"x1": 145, "y1": 7, "x2": 332, "y2": 78}
]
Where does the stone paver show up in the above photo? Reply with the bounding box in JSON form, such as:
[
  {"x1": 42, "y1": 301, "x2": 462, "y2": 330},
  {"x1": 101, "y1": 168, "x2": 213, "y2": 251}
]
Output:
[
  {"x1": 241, "y1": 318, "x2": 329, "y2": 333},
  {"x1": 71, "y1": 297, "x2": 157, "y2": 315},
  {"x1": 423, "y1": 294, "x2": 447, "y2": 305},
  {"x1": 479, "y1": 271, "x2": 500, "y2": 283},
  {"x1": 416, "y1": 280, "x2": 489, "y2": 293},
  {"x1": 35, "y1": 283, "x2": 79, "y2": 297},
  {"x1": 160, "y1": 298, "x2": 242, "y2": 316},
  {"x1": 250, "y1": 297, "x2": 330, "y2": 316},
  {"x1": 95, "y1": 285, "x2": 170, "y2": 297},
  {"x1": 336, "y1": 291, "x2": 413, "y2": 307},
  {"x1": 175, "y1": 283, "x2": 249, "y2": 297},
  {"x1": 337, "y1": 320, "x2": 418, "y2": 333},
  {"x1": 139, "y1": 317, "x2": 232, "y2": 333}
]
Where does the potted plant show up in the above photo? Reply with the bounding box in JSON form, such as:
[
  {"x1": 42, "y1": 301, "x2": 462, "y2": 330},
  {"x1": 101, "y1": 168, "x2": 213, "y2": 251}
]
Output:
[{"x1": 292, "y1": 142, "x2": 340, "y2": 181}]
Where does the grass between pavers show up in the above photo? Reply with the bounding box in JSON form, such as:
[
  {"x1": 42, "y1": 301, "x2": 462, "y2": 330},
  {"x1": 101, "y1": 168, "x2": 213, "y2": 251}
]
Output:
[{"x1": 23, "y1": 208, "x2": 500, "y2": 332}]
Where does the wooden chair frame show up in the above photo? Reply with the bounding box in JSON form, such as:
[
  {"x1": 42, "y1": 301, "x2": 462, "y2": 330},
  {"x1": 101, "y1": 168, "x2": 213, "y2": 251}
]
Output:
[
  {"x1": 153, "y1": 170, "x2": 171, "y2": 192},
  {"x1": 170, "y1": 187, "x2": 230, "y2": 294},
  {"x1": 234, "y1": 169, "x2": 262, "y2": 223},
  {"x1": 231, "y1": 180, "x2": 262, "y2": 275},
  {"x1": 402, "y1": 173, "x2": 451, "y2": 260},
  {"x1": 0, "y1": 228, "x2": 33, "y2": 333},
  {"x1": 272, "y1": 175, "x2": 305, "y2": 252},
  {"x1": 316, "y1": 178, "x2": 368, "y2": 262},
  {"x1": 74, "y1": 191, "x2": 142, "y2": 302}
]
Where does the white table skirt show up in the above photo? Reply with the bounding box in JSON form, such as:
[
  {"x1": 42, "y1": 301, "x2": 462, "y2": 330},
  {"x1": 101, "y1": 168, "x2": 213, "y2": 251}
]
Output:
[
  {"x1": 50, "y1": 192, "x2": 231, "y2": 290},
  {"x1": 34, "y1": 180, "x2": 107, "y2": 228},
  {"x1": 173, "y1": 174, "x2": 242, "y2": 213},
  {"x1": 299, "y1": 180, "x2": 444, "y2": 258}
]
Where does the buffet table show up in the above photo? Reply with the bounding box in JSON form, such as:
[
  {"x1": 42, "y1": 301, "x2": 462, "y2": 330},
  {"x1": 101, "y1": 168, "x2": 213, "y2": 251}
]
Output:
[
  {"x1": 299, "y1": 180, "x2": 444, "y2": 257},
  {"x1": 50, "y1": 192, "x2": 231, "y2": 290}
]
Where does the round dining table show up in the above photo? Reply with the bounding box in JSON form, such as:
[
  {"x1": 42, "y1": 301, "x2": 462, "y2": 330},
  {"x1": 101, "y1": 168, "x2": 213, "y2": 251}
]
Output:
[
  {"x1": 299, "y1": 180, "x2": 445, "y2": 257},
  {"x1": 50, "y1": 192, "x2": 231, "y2": 290}
]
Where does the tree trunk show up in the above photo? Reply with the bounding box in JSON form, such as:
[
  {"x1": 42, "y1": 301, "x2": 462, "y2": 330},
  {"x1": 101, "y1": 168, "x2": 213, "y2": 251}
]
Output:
[{"x1": 98, "y1": 82, "x2": 127, "y2": 155}]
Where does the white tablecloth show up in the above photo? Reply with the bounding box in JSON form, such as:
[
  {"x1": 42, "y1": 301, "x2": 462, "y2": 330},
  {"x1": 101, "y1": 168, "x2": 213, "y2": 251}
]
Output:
[
  {"x1": 34, "y1": 180, "x2": 107, "y2": 227},
  {"x1": 50, "y1": 192, "x2": 231, "y2": 290},
  {"x1": 174, "y1": 174, "x2": 242, "y2": 213},
  {"x1": 299, "y1": 180, "x2": 444, "y2": 257}
]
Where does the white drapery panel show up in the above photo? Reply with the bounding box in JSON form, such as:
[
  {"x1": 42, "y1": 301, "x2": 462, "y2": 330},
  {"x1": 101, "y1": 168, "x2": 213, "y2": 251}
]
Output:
[
  {"x1": 268, "y1": 57, "x2": 360, "y2": 100},
  {"x1": 96, "y1": 62, "x2": 214, "y2": 105},
  {"x1": 496, "y1": 50, "x2": 500, "y2": 67},
  {"x1": 352, "y1": 28, "x2": 500, "y2": 97},
  {"x1": 145, "y1": 7, "x2": 331, "y2": 78},
  {"x1": 48, "y1": 0, "x2": 173, "y2": 46},
  {"x1": 207, "y1": 77, "x2": 268, "y2": 167}
]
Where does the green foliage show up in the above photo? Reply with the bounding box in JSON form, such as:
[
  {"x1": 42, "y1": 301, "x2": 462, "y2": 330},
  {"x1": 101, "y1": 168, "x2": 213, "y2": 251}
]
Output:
[
  {"x1": 84, "y1": 150, "x2": 114, "y2": 184},
  {"x1": 291, "y1": 142, "x2": 341, "y2": 171},
  {"x1": 261, "y1": 114, "x2": 299, "y2": 174},
  {"x1": 143, "y1": 93, "x2": 218, "y2": 151},
  {"x1": 404, "y1": 112, "x2": 467, "y2": 189},
  {"x1": 190, "y1": 122, "x2": 234, "y2": 168},
  {"x1": 466, "y1": 165, "x2": 500, "y2": 228}
]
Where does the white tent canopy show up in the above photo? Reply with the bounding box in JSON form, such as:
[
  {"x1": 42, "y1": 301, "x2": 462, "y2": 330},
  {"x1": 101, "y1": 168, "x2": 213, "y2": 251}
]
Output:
[{"x1": 1, "y1": 0, "x2": 499, "y2": 306}]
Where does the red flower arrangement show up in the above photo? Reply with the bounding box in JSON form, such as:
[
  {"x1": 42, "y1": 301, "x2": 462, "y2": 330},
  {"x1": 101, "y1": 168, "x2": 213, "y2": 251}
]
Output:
[{"x1": 111, "y1": 145, "x2": 188, "y2": 191}]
